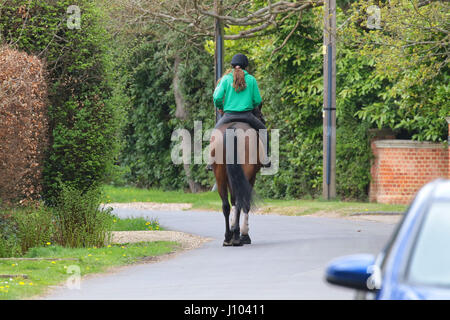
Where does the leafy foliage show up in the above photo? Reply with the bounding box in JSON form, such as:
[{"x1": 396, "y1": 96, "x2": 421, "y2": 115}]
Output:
[
  {"x1": 13, "y1": 205, "x2": 54, "y2": 255},
  {"x1": 119, "y1": 38, "x2": 184, "y2": 189},
  {"x1": 117, "y1": 29, "x2": 216, "y2": 190},
  {"x1": 53, "y1": 183, "x2": 113, "y2": 248},
  {"x1": 0, "y1": 0, "x2": 122, "y2": 204},
  {"x1": 0, "y1": 0, "x2": 447, "y2": 205},
  {"x1": 112, "y1": 6, "x2": 384, "y2": 199},
  {"x1": 344, "y1": 0, "x2": 449, "y2": 141},
  {"x1": 0, "y1": 204, "x2": 54, "y2": 257},
  {"x1": 0, "y1": 184, "x2": 114, "y2": 257},
  {"x1": 216, "y1": 9, "x2": 376, "y2": 199}
]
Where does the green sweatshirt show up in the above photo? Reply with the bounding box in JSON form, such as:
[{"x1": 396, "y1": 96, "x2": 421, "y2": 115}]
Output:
[{"x1": 213, "y1": 70, "x2": 262, "y2": 112}]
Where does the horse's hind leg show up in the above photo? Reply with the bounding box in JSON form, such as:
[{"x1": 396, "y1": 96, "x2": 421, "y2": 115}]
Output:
[
  {"x1": 229, "y1": 185, "x2": 243, "y2": 246},
  {"x1": 239, "y1": 167, "x2": 256, "y2": 245},
  {"x1": 229, "y1": 191, "x2": 237, "y2": 231},
  {"x1": 221, "y1": 190, "x2": 233, "y2": 246},
  {"x1": 215, "y1": 165, "x2": 233, "y2": 246},
  {"x1": 231, "y1": 204, "x2": 242, "y2": 246},
  {"x1": 240, "y1": 211, "x2": 251, "y2": 245},
  {"x1": 222, "y1": 198, "x2": 233, "y2": 246}
]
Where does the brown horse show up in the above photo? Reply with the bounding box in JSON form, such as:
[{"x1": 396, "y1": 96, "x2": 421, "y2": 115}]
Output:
[{"x1": 210, "y1": 121, "x2": 264, "y2": 246}]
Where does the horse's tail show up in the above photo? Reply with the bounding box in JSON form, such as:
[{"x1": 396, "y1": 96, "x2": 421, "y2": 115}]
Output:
[{"x1": 224, "y1": 126, "x2": 253, "y2": 213}]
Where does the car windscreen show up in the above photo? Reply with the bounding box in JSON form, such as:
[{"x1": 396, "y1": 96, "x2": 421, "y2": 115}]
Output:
[{"x1": 407, "y1": 201, "x2": 450, "y2": 287}]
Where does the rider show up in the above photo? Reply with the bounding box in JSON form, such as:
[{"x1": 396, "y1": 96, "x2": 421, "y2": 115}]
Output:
[{"x1": 207, "y1": 53, "x2": 270, "y2": 170}]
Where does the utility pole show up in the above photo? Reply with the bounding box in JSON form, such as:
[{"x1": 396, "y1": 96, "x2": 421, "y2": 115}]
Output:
[
  {"x1": 212, "y1": 0, "x2": 224, "y2": 192},
  {"x1": 214, "y1": 0, "x2": 224, "y2": 123},
  {"x1": 322, "y1": 0, "x2": 336, "y2": 200}
]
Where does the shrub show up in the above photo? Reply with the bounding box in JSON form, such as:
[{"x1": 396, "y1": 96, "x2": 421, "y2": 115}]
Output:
[
  {"x1": 0, "y1": 188, "x2": 113, "y2": 257},
  {"x1": 0, "y1": 1, "x2": 122, "y2": 204},
  {"x1": 0, "y1": 210, "x2": 20, "y2": 258},
  {"x1": 0, "y1": 204, "x2": 53, "y2": 257},
  {"x1": 53, "y1": 183, "x2": 113, "y2": 248},
  {"x1": 0, "y1": 46, "x2": 48, "y2": 204},
  {"x1": 14, "y1": 205, "x2": 54, "y2": 254}
]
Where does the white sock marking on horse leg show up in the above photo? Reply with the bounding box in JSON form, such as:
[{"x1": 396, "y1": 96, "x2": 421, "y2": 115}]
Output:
[
  {"x1": 230, "y1": 206, "x2": 237, "y2": 229},
  {"x1": 241, "y1": 212, "x2": 249, "y2": 235}
]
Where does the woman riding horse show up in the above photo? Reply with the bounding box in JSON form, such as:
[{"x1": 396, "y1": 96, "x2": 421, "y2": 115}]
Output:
[
  {"x1": 208, "y1": 53, "x2": 270, "y2": 169},
  {"x1": 209, "y1": 53, "x2": 269, "y2": 246}
]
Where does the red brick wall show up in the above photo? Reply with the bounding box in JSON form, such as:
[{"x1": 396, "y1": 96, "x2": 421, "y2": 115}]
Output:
[
  {"x1": 370, "y1": 140, "x2": 449, "y2": 205},
  {"x1": 448, "y1": 117, "x2": 450, "y2": 178}
]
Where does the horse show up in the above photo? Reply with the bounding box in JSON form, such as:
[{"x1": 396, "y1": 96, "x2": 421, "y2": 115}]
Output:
[{"x1": 210, "y1": 121, "x2": 264, "y2": 246}]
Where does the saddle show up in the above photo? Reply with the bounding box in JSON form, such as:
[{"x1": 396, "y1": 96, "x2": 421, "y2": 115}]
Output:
[{"x1": 208, "y1": 103, "x2": 269, "y2": 170}]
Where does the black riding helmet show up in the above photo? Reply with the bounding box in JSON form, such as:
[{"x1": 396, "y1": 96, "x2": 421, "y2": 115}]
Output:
[{"x1": 231, "y1": 53, "x2": 249, "y2": 69}]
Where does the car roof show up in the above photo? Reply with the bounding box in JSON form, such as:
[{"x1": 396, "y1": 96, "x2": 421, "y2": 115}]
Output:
[{"x1": 430, "y1": 179, "x2": 450, "y2": 200}]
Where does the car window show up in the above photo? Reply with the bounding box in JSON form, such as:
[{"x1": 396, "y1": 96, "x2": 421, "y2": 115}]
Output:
[
  {"x1": 379, "y1": 207, "x2": 409, "y2": 272},
  {"x1": 407, "y1": 201, "x2": 450, "y2": 287}
]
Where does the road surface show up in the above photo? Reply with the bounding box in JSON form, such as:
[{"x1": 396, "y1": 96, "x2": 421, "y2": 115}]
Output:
[{"x1": 44, "y1": 209, "x2": 397, "y2": 300}]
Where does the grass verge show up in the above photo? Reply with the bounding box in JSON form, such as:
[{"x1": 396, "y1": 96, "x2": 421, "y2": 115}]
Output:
[
  {"x1": 0, "y1": 241, "x2": 178, "y2": 300},
  {"x1": 254, "y1": 198, "x2": 406, "y2": 216},
  {"x1": 102, "y1": 185, "x2": 407, "y2": 216},
  {"x1": 103, "y1": 185, "x2": 221, "y2": 209},
  {"x1": 110, "y1": 215, "x2": 162, "y2": 231}
]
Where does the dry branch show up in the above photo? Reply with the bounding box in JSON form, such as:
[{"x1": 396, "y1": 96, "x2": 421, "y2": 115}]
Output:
[{"x1": 118, "y1": 0, "x2": 323, "y2": 40}]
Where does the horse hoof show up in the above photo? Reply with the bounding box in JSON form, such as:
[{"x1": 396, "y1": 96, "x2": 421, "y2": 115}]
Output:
[
  {"x1": 232, "y1": 239, "x2": 243, "y2": 246},
  {"x1": 223, "y1": 240, "x2": 233, "y2": 247},
  {"x1": 240, "y1": 235, "x2": 251, "y2": 244}
]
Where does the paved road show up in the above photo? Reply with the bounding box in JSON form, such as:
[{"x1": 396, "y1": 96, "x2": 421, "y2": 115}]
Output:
[{"x1": 45, "y1": 209, "x2": 397, "y2": 300}]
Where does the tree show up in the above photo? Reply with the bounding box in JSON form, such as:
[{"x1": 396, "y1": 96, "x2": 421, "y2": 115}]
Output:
[
  {"x1": 343, "y1": 0, "x2": 449, "y2": 141},
  {"x1": 116, "y1": 0, "x2": 323, "y2": 40}
]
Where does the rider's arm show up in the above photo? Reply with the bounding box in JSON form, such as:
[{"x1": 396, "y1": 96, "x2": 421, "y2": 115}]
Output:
[
  {"x1": 252, "y1": 77, "x2": 262, "y2": 108},
  {"x1": 213, "y1": 77, "x2": 226, "y2": 109}
]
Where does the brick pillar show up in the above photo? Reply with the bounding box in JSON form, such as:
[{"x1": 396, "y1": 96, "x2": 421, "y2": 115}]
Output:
[
  {"x1": 369, "y1": 129, "x2": 396, "y2": 202},
  {"x1": 447, "y1": 117, "x2": 450, "y2": 178}
]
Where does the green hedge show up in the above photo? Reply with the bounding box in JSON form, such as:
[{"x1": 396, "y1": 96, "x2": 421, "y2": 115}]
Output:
[
  {"x1": 107, "y1": 3, "x2": 447, "y2": 200},
  {"x1": 119, "y1": 39, "x2": 184, "y2": 189},
  {"x1": 112, "y1": 10, "x2": 375, "y2": 199},
  {"x1": 117, "y1": 32, "x2": 215, "y2": 190}
]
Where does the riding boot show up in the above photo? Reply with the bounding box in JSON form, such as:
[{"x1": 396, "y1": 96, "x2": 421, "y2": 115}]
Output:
[
  {"x1": 262, "y1": 160, "x2": 271, "y2": 168},
  {"x1": 262, "y1": 158, "x2": 271, "y2": 168},
  {"x1": 260, "y1": 129, "x2": 271, "y2": 168}
]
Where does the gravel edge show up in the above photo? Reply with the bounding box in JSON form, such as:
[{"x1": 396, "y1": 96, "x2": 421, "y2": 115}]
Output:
[{"x1": 111, "y1": 230, "x2": 212, "y2": 250}]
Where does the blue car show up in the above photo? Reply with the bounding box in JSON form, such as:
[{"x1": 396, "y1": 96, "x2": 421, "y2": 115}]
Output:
[{"x1": 325, "y1": 179, "x2": 450, "y2": 300}]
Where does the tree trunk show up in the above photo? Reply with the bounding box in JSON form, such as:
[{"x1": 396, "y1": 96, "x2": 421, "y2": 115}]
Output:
[{"x1": 172, "y1": 55, "x2": 201, "y2": 193}]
